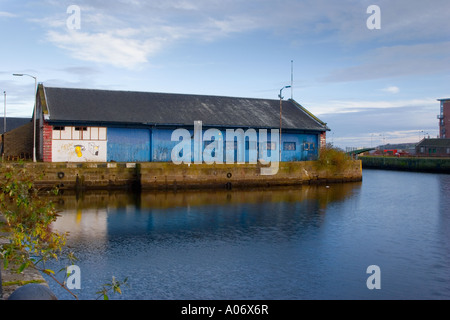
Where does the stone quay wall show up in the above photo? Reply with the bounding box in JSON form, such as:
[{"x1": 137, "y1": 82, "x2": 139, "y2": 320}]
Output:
[{"x1": 0, "y1": 161, "x2": 363, "y2": 191}]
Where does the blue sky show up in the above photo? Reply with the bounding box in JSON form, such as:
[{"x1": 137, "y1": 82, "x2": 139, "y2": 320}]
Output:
[{"x1": 1, "y1": 0, "x2": 449, "y2": 149}]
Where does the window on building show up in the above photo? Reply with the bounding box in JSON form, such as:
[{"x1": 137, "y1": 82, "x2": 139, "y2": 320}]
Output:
[
  {"x1": 447, "y1": 148, "x2": 450, "y2": 154},
  {"x1": 284, "y1": 142, "x2": 296, "y2": 151},
  {"x1": 267, "y1": 142, "x2": 276, "y2": 150},
  {"x1": 304, "y1": 142, "x2": 309, "y2": 151},
  {"x1": 52, "y1": 126, "x2": 106, "y2": 141},
  {"x1": 304, "y1": 142, "x2": 315, "y2": 151}
]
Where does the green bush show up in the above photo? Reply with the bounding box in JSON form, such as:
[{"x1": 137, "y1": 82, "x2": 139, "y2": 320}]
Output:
[{"x1": 315, "y1": 144, "x2": 352, "y2": 172}]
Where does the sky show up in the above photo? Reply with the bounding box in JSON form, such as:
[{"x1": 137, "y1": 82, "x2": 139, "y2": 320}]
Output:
[{"x1": 1, "y1": 0, "x2": 449, "y2": 149}]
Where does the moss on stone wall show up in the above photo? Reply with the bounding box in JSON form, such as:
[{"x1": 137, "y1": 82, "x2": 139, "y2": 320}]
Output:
[
  {"x1": 0, "y1": 160, "x2": 362, "y2": 191},
  {"x1": 359, "y1": 156, "x2": 450, "y2": 173}
]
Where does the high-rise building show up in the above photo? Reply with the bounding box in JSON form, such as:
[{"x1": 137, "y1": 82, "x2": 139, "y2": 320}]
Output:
[{"x1": 438, "y1": 98, "x2": 450, "y2": 138}]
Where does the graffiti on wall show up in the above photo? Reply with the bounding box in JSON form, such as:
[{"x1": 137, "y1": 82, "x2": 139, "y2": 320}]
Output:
[
  {"x1": 74, "y1": 143, "x2": 100, "y2": 158},
  {"x1": 53, "y1": 140, "x2": 107, "y2": 162}
]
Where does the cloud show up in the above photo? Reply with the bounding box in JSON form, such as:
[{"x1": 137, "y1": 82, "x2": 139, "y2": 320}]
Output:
[
  {"x1": 324, "y1": 42, "x2": 450, "y2": 82},
  {"x1": 39, "y1": 0, "x2": 267, "y2": 68},
  {"x1": 32, "y1": 0, "x2": 450, "y2": 70},
  {"x1": 47, "y1": 30, "x2": 166, "y2": 69},
  {"x1": 320, "y1": 102, "x2": 439, "y2": 148},
  {"x1": 311, "y1": 98, "x2": 436, "y2": 115},
  {"x1": 0, "y1": 11, "x2": 17, "y2": 18},
  {"x1": 382, "y1": 86, "x2": 400, "y2": 94}
]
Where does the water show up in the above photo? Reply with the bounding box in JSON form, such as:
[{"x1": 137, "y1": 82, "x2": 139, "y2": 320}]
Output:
[{"x1": 43, "y1": 169, "x2": 450, "y2": 300}]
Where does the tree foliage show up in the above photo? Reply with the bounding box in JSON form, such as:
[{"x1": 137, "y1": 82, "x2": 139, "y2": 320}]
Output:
[
  {"x1": 0, "y1": 165, "x2": 125, "y2": 300},
  {"x1": 315, "y1": 143, "x2": 353, "y2": 172}
]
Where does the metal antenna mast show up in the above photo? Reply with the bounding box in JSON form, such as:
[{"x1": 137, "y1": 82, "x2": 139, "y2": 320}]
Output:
[{"x1": 291, "y1": 60, "x2": 294, "y2": 100}]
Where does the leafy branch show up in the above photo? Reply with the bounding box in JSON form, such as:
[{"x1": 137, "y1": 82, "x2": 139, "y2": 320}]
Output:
[{"x1": 0, "y1": 165, "x2": 126, "y2": 300}]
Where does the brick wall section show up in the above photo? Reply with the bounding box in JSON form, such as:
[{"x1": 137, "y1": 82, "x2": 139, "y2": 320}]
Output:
[
  {"x1": 320, "y1": 132, "x2": 327, "y2": 148},
  {"x1": 42, "y1": 122, "x2": 53, "y2": 162}
]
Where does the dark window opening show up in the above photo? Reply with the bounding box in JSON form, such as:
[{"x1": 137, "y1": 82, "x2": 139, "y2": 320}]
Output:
[{"x1": 284, "y1": 142, "x2": 296, "y2": 151}]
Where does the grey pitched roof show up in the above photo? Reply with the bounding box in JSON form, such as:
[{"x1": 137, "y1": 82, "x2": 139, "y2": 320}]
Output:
[
  {"x1": 417, "y1": 138, "x2": 450, "y2": 148},
  {"x1": 0, "y1": 117, "x2": 31, "y2": 134},
  {"x1": 43, "y1": 86, "x2": 329, "y2": 132}
]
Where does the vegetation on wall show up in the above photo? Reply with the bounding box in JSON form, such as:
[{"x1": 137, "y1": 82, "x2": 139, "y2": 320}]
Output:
[{"x1": 315, "y1": 143, "x2": 353, "y2": 173}]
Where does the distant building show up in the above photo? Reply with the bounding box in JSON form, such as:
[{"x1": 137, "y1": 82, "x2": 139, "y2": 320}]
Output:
[
  {"x1": 416, "y1": 138, "x2": 450, "y2": 157},
  {"x1": 438, "y1": 98, "x2": 450, "y2": 138},
  {"x1": 1, "y1": 117, "x2": 33, "y2": 160},
  {"x1": 0, "y1": 117, "x2": 31, "y2": 134},
  {"x1": 35, "y1": 85, "x2": 330, "y2": 163}
]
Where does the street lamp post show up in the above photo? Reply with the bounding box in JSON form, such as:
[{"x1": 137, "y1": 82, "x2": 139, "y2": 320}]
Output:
[
  {"x1": 3, "y1": 91, "x2": 6, "y2": 134},
  {"x1": 279, "y1": 85, "x2": 291, "y2": 162},
  {"x1": 13, "y1": 73, "x2": 37, "y2": 162}
]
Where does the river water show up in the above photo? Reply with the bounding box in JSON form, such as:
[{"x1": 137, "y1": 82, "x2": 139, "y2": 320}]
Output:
[{"x1": 43, "y1": 169, "x2": 450, "y2": 300}]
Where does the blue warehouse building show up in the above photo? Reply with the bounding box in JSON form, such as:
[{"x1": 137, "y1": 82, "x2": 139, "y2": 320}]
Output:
[{"x1": 36, "y1": 85, "x2": 329, "y2": 163}]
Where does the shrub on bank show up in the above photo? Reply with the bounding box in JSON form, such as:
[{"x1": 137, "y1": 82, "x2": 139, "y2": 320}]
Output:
[{"x1": 315, "y1": 144, "x2": 353, "y2": 173}]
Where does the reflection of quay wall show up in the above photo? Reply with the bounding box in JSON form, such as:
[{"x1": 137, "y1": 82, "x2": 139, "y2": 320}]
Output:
[
  {"x1": 0, "y1": 161, "x2": 362, "y2": 191},
  {"x1": 50, "y1": 181, "x2": 362, "y2": 212}
]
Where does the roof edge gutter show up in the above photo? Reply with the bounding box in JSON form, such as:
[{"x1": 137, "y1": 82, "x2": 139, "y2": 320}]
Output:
[{"x1": 289, "y1": 99, "x2": 330, "y2": 131}]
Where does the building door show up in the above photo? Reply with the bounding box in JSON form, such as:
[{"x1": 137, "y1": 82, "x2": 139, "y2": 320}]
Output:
[{"x1": 107, "y1": 128, "x2": 151, "y2": 162}]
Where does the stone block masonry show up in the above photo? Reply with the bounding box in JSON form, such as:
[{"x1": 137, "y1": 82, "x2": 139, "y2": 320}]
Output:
[
  {"x1": 359, "y1": 156, "x2": 450, "y2": 173},
  {"x1": 0, "y1": 161, "x2": 362, "y2": 191}
]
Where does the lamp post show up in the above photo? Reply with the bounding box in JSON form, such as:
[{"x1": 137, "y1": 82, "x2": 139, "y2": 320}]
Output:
[
  {"x1": 3, "y1": 91, "x2": 6, "y2": 134},
  {"x1": 13, "y1": 73, "x2": 37, "y2": 162},
  {"x1": 279, "y1": 85, "x2": 291, "y2": 161}
]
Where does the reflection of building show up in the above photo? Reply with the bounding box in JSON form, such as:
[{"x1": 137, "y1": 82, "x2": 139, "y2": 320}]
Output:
[
  {"x1": 438, "y1": 98, "x2": 450, "y2": 139},
  {"x1": 35, "y1": 84, "x2": 330, "y2": 163},
  {"x1": 416, "y1": 138, "x2": 450, "y2": 157},
  {"x1": 52, "y1": 208, "x2": 108, "y2": 243}
]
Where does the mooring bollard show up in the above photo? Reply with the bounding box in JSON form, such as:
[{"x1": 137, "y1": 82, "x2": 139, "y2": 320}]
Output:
[{"x1": 8, "y1": 283, "x2": 57, "y2": 300}]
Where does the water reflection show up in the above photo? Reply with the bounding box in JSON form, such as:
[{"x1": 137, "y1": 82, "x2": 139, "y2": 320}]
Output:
[
  {"x1": 51, "y1": 183, "x2": 362, "y2": 242},
  {"x1": 42, "y1": 171, "x2": 450, "y2": 300}
]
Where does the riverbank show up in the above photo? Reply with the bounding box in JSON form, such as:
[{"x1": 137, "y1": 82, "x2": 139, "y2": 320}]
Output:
[
  {"x1": 0, "y1": 214, "x2": 50, "y2": 300},
  {"x1": 359, "y1": 156, "x2": 450, "y2": 173},
  {"x1": 0, "y1": 160, "x2": 363, "y2": 191}
]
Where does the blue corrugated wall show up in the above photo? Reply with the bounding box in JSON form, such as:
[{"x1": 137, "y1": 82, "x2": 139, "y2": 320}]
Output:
[
  {"x1": 106, "y1": 127, "x2": 319, "y2": 163},
  {"x1": 281, "y1": 132, "x2": 319, "y2": 161},
  {"x1": 107, "y1": 128, "x2": 151, "y2": 162},
  {"x1": 157, "y1": 128, "x2": 319, "y2": 163}
]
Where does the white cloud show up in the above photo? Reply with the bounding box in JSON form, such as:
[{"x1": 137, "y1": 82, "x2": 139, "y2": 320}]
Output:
[
  {"x1": 382, "y1": 86, "x2": 400, "y2": 94},
  {"x1": 47, "y1": 30, "x2": 166, "y2": 69},
  {"x1": 31, "y1": 0, "x2": 450, "y2": 70},
  {"x1": 310, "y1": 98, "x2": 436, "y2": 115},
  {"x1": 0, "y1": 11, "x2": 17, "y2": 18}
]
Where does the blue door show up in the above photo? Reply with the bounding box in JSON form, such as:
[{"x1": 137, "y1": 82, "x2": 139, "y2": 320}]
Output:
[{"x1": 107, "y1": 128, "x2": 151, "y2": 162}]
